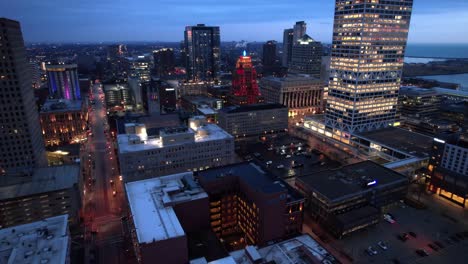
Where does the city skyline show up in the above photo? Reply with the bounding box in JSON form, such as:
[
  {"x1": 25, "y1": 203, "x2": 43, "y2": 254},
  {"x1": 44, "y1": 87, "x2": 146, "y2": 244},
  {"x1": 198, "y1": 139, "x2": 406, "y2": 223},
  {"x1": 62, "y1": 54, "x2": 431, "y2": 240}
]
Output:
[{"x1": 1, "y1": 0, "x2": 468, "y2": 44}]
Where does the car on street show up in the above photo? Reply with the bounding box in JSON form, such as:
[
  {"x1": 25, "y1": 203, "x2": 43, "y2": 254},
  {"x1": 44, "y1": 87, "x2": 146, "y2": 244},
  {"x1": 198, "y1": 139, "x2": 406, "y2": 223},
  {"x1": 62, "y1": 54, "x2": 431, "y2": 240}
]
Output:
[
  {"x1": 112, "y1": 190, "x2": 117, "y2": 197},
  {"x1": 276, "y1": 164, "x2": 285, "y2": 169},
  {"x1": 266, "y1": 161, "x2": 273, "y2": 166},
  {"x1": 285, "y1": 155, "x2": 291, "y2": 158},
  {"x1": 409, "y1": 231, "x2": 417, "y2": 238}
]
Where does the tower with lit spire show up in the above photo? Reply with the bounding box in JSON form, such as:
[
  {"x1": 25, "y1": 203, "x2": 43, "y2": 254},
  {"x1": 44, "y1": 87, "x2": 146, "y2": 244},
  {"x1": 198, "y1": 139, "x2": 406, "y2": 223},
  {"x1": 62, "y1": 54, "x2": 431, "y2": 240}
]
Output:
[{"x1": 230, "y1": 51, "x2": 262, "y2": 105}]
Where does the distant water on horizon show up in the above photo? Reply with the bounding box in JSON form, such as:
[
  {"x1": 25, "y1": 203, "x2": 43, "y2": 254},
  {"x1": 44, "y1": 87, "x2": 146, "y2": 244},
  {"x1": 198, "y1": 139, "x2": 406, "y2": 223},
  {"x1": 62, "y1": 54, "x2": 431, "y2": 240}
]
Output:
[{"x1": 405, "y1": 43, "x2": 468, "y2": 59}]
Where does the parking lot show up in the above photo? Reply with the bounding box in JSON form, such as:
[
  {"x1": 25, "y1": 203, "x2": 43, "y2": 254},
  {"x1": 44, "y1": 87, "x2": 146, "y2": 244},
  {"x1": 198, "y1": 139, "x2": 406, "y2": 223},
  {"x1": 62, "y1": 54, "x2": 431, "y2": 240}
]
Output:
[
  {"x1": 332, "y1": 201, "x2": 468, "y2": 264},
  {"x1": 236, "y1": 135, "x2": 341, "y2": 181}
]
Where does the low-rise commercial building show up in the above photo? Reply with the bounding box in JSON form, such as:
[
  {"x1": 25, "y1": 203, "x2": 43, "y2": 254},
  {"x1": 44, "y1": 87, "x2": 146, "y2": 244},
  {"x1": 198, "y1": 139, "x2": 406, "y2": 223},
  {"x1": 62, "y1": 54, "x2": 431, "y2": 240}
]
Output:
[
  {"x1": 0, "y1": 214, "x2": 71, "y2": 264},
  {"x1": 0, "y1": 165, "x2": 81, "y2": 228},
  {"x1": 125, "y1": 172, "x2": 209, "y2": 264},
  {"x1": 217, "y1": 104, "x2": 288, "y2": 139},
  {"x1": 196, "y1": 162, "x2": 305, "y2": 248},
  {"x1": 296, "y1": 161, "x2": 408, "y2": 238},
  {"x1": 117, "y1": 116, "x2": 235, "y2": 182},
  {"x1": 40, "y1": 99, "x2": 88, "y2": 146},
  {"x1": 260, "y1": 75, "x2": 323, "y2": 118},
  {"x1": 428, "y1": 134, "x2": 468, "y2": 207}
]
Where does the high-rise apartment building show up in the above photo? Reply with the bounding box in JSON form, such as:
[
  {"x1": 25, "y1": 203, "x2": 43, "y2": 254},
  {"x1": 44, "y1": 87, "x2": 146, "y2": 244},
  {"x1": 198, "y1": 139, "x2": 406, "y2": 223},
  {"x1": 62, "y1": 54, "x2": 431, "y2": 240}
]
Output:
[
  {"x1": 230, "y1": 52, "x2": 262, "y2": 105},
  {"x1": 325, "y1": 0, "x2": 413, "y2": 134},
  {"x1": 184, "y1": 24, "x2": 220, "y2": 81},
  {"x1": 293, "y1": 21, "x2": 307, "y2": 43},
  {"x1": 289, "y1": 34, "x2": 323, "y2": 78},
  {"x1": 0, "y1": 18, "x2": 47, "y2": 177},
  {"x1": 46, "y1": 63, "x2": 81, "y2": 100},
  {"x1": 262, "y1": 40, "x2": 276, "y2": 68},
  {"x1": 282, "y1": 29, "x2": 294, "y2": 67}
]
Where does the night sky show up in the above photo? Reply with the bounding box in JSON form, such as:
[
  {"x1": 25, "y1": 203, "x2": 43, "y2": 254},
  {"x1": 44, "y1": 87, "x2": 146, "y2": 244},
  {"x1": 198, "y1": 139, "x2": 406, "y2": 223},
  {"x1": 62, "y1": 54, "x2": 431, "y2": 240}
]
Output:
[{"x1": 1, "y1": 0, "x2": 467, "y2": 43}]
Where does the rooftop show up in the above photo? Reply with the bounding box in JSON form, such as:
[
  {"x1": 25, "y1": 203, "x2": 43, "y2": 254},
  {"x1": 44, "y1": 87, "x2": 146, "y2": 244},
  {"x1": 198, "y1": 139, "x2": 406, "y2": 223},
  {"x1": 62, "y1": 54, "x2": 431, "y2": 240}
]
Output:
[
  {"x1": 0, "y1": 165, "x2": 80, "y2": 201},
  {"x1": 197, "y1": 162, "x2": 303, "y2": 202},
  {"x1": 261, "y1": 74, "x2": 322, "y2": 85},
  {"x1": 356, "y1": 126, "x2": 433, "y2": 158},
  {"x1": 298, "y1": 161, "x2": 408, "y2": 202},
  {"x1": 40, "y1": 99, "x2": 82, "y2": 113},
  {"x1": 219, "y1": 103, "x2": 286, "y2": 114},
  {"x1": 117, "y1": 123, "x2": 232, "y2": 153},
  {"x1": 0, "y1": 215, "x2": 69, "y2": 264},
  {"x1": 399, "y1": 86, "x2": 439, "y2": 97},
  {"x1": 190, "y1": 234, "x2": 337, "y2": 264},
  {"x1": 125, "y1": 172, "x2": 208, "y2": 244}
]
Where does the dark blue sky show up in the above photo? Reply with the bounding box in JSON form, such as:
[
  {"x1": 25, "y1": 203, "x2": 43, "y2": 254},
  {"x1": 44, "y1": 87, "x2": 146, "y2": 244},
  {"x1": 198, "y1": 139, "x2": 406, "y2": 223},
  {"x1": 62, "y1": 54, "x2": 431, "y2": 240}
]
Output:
[{"x1": 1, "y1": 0, "x2": 467, "y2": 43}]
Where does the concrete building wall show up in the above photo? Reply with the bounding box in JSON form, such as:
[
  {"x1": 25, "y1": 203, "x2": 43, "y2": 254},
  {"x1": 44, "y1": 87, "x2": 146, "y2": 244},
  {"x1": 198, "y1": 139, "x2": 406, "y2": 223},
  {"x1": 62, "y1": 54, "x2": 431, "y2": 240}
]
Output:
[
  {"x1": 139, "y1": 236, "x2": 188, "y2": 264},
  {"x1": 217, "y1": 107, "x2": 288, "y2": 138}
]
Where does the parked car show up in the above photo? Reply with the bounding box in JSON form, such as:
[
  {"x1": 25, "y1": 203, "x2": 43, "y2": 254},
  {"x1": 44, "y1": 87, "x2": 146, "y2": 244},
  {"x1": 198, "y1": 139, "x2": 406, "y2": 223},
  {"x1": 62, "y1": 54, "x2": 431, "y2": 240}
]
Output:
[
  {"x1": 276, "y1": 164, "x2": 285, "y2": 169},
  {"x1": 366, "y1": 246, "x2": 378, "y2": 256},
  {"x1": 409, "y1": 231, "x2": 417, "y2": 238},
  {"x1": 428, "y1": 243, "x2": 439, "y2": 251},
  {"x1": 434, "y1": 241, "x2": 444, "y2": 249},
  {"x1": 398, "y1": 233, "x2": 409, "y2": 241},
  {"x1": 384, "y1": 214, "x2": 396, "y2": 224},
  {"x1": 415, "y1": 249, "x2": 429, "y2": 257},
  {"x1": 266, "y1": 161, "x2": 273, "y2": 166},
  {"x1": 377, "y1": 241, "x2": 388, "y2": 250}
]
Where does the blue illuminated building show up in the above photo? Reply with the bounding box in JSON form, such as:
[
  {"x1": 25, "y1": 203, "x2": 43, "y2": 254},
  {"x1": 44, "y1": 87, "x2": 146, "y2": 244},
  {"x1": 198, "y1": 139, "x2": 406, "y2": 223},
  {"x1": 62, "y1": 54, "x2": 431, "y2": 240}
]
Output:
[{"x1": 46, "y1": 63, "x2": 81, "y2": 100}]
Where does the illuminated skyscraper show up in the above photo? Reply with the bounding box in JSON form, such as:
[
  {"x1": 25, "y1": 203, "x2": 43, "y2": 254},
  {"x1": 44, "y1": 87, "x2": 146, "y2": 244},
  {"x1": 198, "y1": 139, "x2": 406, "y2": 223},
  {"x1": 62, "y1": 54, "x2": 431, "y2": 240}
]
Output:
[
  {"x1": 46, "y1": 63, "x2": 81, "y2": 100},
  {"x1": 231, "y1": 51, "x2": 261, "y2": 105},
  {"x1": 325, "y1": 0, "x2": 413, "y2": 133},
  {"x1": 0, "y1": 18, "x2": 47, "y2": 176},
  {"x1": 184, "y1": 24, "x2": 220, "y2": 81}
]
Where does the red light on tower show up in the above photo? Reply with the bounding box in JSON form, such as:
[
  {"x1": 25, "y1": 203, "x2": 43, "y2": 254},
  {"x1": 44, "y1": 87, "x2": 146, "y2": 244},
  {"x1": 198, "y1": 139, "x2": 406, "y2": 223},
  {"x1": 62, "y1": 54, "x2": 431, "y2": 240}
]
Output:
[{"x1": 231, "y1": 51, "x2": 261, "y2": 105}]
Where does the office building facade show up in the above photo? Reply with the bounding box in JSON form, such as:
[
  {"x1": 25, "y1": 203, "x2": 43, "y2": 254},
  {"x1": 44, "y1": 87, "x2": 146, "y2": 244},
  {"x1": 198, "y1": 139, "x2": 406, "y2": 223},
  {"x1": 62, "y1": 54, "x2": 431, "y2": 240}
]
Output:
[
  {"x1": 197, "y1": 162, "x2": 304, "y2": 247},
  {"x1": 46, "y1": 64, "x2": 81, "y2": 100},
  {"x1": 289, "y1": 35, "x2": 323, "y2": 78},
  {"x1": 428, "y1": 135, "x2": 468, "y2": 207},
  {"x1": 296, "y1": 161, "x2": 408, "y2": 238},
  {"x1": 40, "y1": 99, "x2": 88, "y2": 146},
  {"x1": 0, "y1": 165, "x2": 81, "y2": 228},
  {"x1": 117, "y1": 116, "x2": 235, "y2": 182},
  {"x1": 217, "y1": 104, "x2": 288, "y2": 139},
  {"x1": 184, "y1": 24, "x2": 220, "y2": 81},
  {"x1": 0, "y1": 18, "x2": 47, "y2": 177},
  {"x1": 260, "y1": 75, "x2": 323, "y2": 118},
  {"x1": 325, "y1": 0, "x2": 414, "y2": 134}
]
